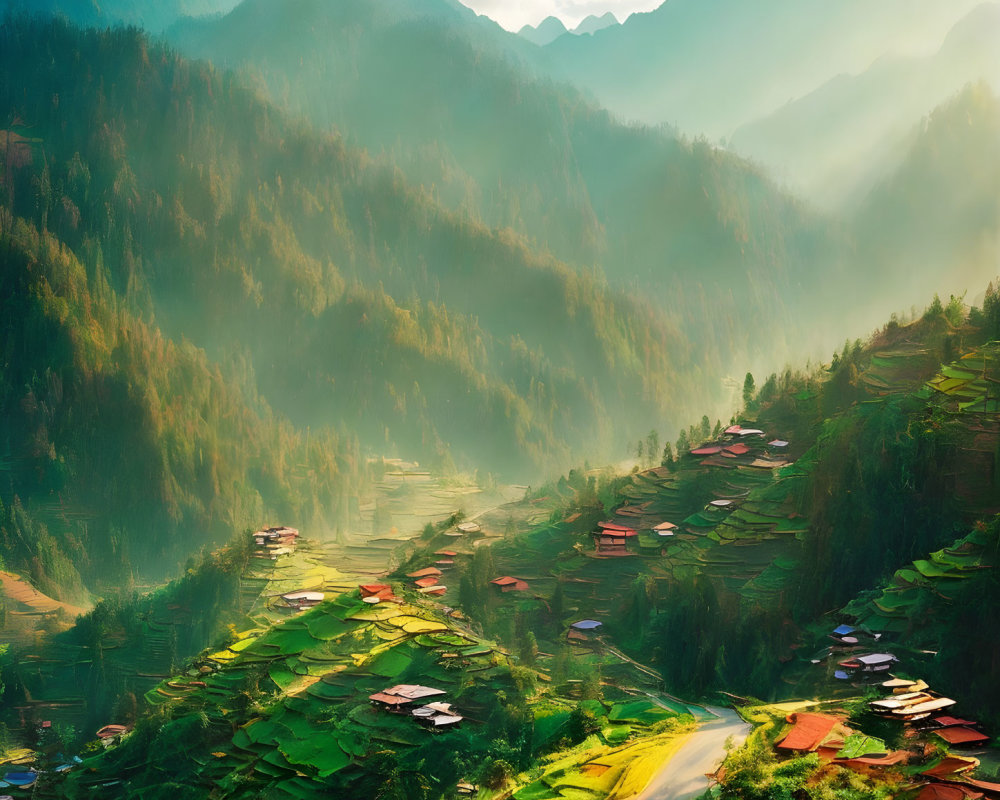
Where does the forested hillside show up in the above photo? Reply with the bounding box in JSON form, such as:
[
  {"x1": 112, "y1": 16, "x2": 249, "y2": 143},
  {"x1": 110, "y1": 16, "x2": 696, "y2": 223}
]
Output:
[
  {"x1": 405, "y1": 286, "x2": 1000, "y2": 727},
  {"x1": 0, "y1": 0, "x2": 240, "y2": 32},
  {"x1": 169, "y1": 0, "x2": 854, "y2": 369},
  {"x1": 0, "y1": 16, "x2": 747, "y2": 593},
  {"x1": 0, "y1": 217, "x2": 362, "y2": 597},
  {"x1": 24, "y1": 286, "x2": 1000, "y2": 800}
]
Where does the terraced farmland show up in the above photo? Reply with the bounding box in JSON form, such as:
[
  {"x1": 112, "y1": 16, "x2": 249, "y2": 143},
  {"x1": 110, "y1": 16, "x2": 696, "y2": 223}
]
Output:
[
  {"x1": 927, "y1": 342, "x2": 1000, "y2": 413},
  {"x1": 476, "y1": 431, "x2": 814, "y2": 647},
  {"x1": 5, "y1": 470, "x2": 519, "y2": 754},
  {"x1": 846, "y1": 525, "x2": 997, "y2": 636}
]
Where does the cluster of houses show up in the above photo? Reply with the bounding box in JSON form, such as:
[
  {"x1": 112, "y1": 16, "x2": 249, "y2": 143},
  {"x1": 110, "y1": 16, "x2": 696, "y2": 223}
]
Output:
[
  {"x1": 869, "y1": 677, "x2": 991, "y2": 748},
  {"x1": 253, "y1": 526, "x2": 300, "y2": 560},
  {"x1": 689, "y1": 425, "x2": 791, "y2": 469},
  {"x1": 587, "y1": 426, "x2": 793, "y2": 556},
  {"x1": 825, "y1": 624, "x2": 897, "y2": 679},
  {"x1": 807, "y1": 622, "x2": 996, "y2": 796},
  {"x1": 869, "y1": 676, "x2": 957, "y2": 722},
  {"x1": 590, "y1": 519, "x2": 678, "y2": 555},
  {"x1": 359, "y1": 583, "x2": 403, "y2": 604},
  {"x1": 251, "y1": 526, "x2": 327, "y2": 611},
  {"x1": 828, "y1": 627, "x2": 975, "y2": 730},
  {"x1": 368, "y1": 684, "x2": 463, "y2": 728},
  {"x1": 407, "y1": 566, "x2": 447, "y2": 596}
]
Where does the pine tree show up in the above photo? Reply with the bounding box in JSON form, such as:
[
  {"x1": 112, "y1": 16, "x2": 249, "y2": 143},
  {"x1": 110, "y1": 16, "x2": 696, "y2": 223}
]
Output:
[{"x1": 742, "y1": 372, "x2": 755, "y2": 407}]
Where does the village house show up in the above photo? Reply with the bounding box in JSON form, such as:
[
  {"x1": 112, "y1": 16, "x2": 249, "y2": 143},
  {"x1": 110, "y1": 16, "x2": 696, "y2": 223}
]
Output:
[
  {"x1": 490, "y1": 576, "x2": 529, "y2": 593},
  {"x1": 369, "y1": 684, "x2": 447, "y2": 713},
  {"x1": 569, "y1": 619, "x2": 603, "y2": 642},
  {"x1": 412, "y1": 701, "x2": 463, "y2": 728},
  {"x1": 281, "y1": 591, "x2": 324, "y2": 610},
  {"x1": 592, "y1": 522, "x2": 636, "y2": 554}
]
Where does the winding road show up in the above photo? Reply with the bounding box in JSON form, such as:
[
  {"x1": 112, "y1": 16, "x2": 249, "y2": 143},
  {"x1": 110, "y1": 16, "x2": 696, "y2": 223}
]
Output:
[{"x1": 632, "y1": 707, "x2": 751, "y2": 800}]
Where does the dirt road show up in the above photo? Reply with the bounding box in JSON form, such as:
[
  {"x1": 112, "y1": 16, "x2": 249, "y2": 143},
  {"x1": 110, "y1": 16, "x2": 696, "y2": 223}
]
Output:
[{"x1": 632, "y1": 707, "x2": 750, "y2": 800}]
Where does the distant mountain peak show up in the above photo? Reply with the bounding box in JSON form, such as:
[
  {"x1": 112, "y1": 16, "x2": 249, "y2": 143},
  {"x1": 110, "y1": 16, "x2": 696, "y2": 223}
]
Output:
[
  {"x1": 517, "y1": 15, "x2": 568, "y2": 46},
  {"x1": 571, "y1": 11, "x2": 620, "y2": 36}
]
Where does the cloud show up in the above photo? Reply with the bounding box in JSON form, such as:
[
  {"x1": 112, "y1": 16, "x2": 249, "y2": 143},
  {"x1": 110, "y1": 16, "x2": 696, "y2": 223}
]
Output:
[{"x1": 459, "y1": 0, "x2": 663, "y2": 32}]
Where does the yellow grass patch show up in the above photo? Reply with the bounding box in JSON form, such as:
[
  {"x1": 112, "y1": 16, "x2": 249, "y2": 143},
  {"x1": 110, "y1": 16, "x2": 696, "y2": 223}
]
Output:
[
  {"x1": 286, "y1": 675, "x2": 321, "y2": 696},
  {"x1": 386, "y1": 615, "x2": 448, "y2": 633},
  {"x1": 0, "y1": 570, "x2": 88, "y2": 616},
  {"x1": 605, "y1": 733, "x2": 689, "y2": 799}
]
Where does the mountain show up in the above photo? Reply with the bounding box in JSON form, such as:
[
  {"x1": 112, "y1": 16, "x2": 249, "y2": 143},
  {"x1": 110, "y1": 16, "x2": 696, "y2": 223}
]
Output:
[
  {"x1": 0, "y1": 16, "x2": 729, "y2": 521},
  {"x1": 0, "y1": 216, "x2": 364, "y2": 597},
  {"x1": 517, "y1": 14, "x2": 567, "y2": 45},
  {"x1": 571, "y1": 12, "x2": 618, "y2": 36},
  {"x1": 853, "y1": 82, "x2": 1000, "y2": 317},
  {"x1": 729, "y1": 3, "x2": 1000, "y2": 206},
  {"x1": 538, "y1": 0, "x2": 986, "y2": 138},
  {"x1": 167, "y1": 0, "x2": 861, "y2": 384},
  {"x1": 0, "y1": 0, "x2": 240, "y2": 31}
]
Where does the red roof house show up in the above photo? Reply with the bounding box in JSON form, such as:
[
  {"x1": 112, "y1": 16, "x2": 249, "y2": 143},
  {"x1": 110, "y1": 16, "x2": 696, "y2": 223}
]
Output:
[
  {"x1": 934, "y1": 728, "x2": 991, "y2": 746},
  {"x1": 597, "y1": 522, "x2": 637, "y2": 534},
  {"x1": 407, "y1": 567, "x2": 443, "y2": 578},
  {"x1": 777, "y1": 713, "x2": 840, "y2": 752},
  {"x1": 490, "y1": 576, "x2": 529, "y2": 592}
]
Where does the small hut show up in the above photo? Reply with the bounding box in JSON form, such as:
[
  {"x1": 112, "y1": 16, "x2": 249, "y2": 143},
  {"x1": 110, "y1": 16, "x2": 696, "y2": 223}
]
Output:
[
  {"x1": 281, "y1": 591, "x2": 324, "y2": 610},
  {"x1": 490, "y1": 576, "x2": 529, "y2": 593}
]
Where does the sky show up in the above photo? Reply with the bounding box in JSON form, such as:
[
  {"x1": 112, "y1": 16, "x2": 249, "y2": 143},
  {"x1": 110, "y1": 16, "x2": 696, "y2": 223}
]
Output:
[{"x1": 457, "y1": 0, "x2": 664, "y2": 31}]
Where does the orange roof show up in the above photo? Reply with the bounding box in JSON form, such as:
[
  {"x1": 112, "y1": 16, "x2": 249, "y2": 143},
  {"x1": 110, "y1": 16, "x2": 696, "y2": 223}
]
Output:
[
  {"x1": 598, "y1": 521, "x2": 636, "y2": 533},
  {"x1": 414, "y1": 577, "x2": 439, "y2": 588},
  {"x1": 837, "y1": 751, "x2": 908, "y2": 768},
  {"x1": 934, "y1": 728, "x2": 990, "y2": 745},
  {"x1": 435, "y1": 549, "x2": 458, "y2": 557},
  {"x1": 407, "y1": 567, "x2": 443, "y2": 578},
  {"x1": 369, "y1": 692, "x2": 410, "y2": 705},
  {"x1": 963, "y1": 777, "x2": 1000, "y2": 793},
  {"x1": 922, "y1": 756, "x2": 980, "y2": 779},
  {"x1": 360, "y1": 583, "x2": 390, "y2": 595},
  {"x1": 776, "y1": 713, "x2": 839, "y2": 752},
  {"x1": 594, "y1": 527, "x2": 636, "y2": 538},
  {"x1": 96, "y1": 724, "x2": 131, "y2": 739},
  {"x1": 491, "y1": 576, "x2": 518, "y2": 586},
  {"x1": 915, "y1": 785, "x2": 984, "y2": 800},
  {"x1": 724, "y1": 443, "x2": 750, "y2": 455},
  {"x1": 934, "y1": 717, "x2": 979, "y2": 728}
]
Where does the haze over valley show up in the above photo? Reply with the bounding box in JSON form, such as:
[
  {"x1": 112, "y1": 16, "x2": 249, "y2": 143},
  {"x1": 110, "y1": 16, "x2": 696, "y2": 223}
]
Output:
[{"x1": 0, "y1": 1, "x2": 999, "y2": 798}]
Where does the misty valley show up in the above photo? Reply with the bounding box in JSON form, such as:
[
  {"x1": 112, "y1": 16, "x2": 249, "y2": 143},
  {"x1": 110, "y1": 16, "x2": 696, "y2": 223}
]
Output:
[{"x1": 0, "y1": 1, "x2": 999, "y2": 798}]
